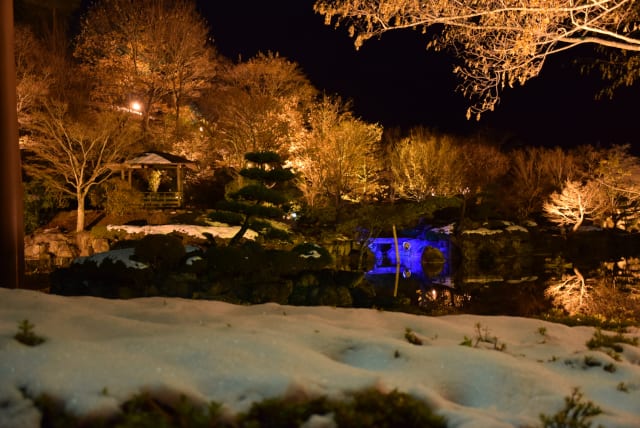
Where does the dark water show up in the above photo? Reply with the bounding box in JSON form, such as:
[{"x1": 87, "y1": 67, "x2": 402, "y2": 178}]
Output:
[{"x1": 364, "y1": 233, "x2": 640, "y2": 321}]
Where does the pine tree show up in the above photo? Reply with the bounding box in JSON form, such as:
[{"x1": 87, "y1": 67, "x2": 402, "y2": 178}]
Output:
[{"x1": 216, "y1": 151, "x2": 295, "y2": 246}]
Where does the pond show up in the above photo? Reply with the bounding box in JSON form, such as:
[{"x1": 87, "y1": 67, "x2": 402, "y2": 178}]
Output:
[{"x1": 364, "y1": 229, "x2": 640, "y2": 323}]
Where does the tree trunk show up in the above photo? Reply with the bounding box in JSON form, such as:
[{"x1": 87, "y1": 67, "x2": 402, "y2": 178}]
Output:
[
  {"x1": 572, "y1": 209, "x2": 584, "y2": 232},
  {"x1": 76, "y1": 194, "x2": 86, "y2": 232},
  {"x1": 229, "y1": 215, "x2": 251, "y2": 247},
  {"x1": 174, "y1": 94, "x2": 180, "y2": 136}
]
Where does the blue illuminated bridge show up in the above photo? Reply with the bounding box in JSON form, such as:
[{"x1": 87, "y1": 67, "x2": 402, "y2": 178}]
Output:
[{"x1": 366, "y1": 230, "x2": 453, "y2": 288}]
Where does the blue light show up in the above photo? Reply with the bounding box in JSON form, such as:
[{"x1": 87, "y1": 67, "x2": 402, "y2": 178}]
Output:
[{"x1": 366, "y1": 236, "x2": 451, "y2": 286}]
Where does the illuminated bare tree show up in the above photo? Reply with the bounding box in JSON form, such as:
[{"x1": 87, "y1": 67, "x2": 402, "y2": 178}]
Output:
[
  {"x1": 14, "y1": 25, "x2": 51, "y2": 128},
  {"x1": 543, "y1": 180, "x2": 601, "y2": 231},
  {"x1": 388, "y1": 127, "x2": 463, "y2": 202},
  {"x1": 457, "y1": 136, "x2": 509, "y2": 219},
  {"x1": 314, "y1": 0, "x2": 640, "y2": 119},
  {"x1": 201, "y1": 52, "x2": 315, "y2": 170},
  {"x1": 24, "y1": 102, "x2": 136, "y2": 232},
  {"x1": 291, "y1": 95, "x2": 383, "y2": 210},
  {"x1": 505, "y1": 146, "x2": 577, "y2": 219},
  {"x1": 590, "y1": 145, "x2": 640, "y2": 228}
]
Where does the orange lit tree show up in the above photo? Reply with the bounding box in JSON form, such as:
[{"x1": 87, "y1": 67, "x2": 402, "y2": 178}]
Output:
[
  {"x1": 505, "y1": 146, "x2": 577, "y2": 220},
  {"x1": 14, "y1": 25, "x2": 52, "y2": 129},
  {"x1": 24, "y1": 102, "x2": 137, "y2": 232},
  {"x1": 74, "y1": 0, "x2": 216, "y2": 137},
  {"x1": 388, "y1": 127, "x2": 464, "y2": 202},
  {"x1": 314, "y1": 0, "x2": 640, "y2": 119},
  {"x1": 200, "y1": 52, "x2": 315, "y2": 170},
  {"x1": 543, "y1": 180, "x2": 602, "y2": 231},
  {"x1": 291, "y1": 95, "x2": 383, "y2": 213}
]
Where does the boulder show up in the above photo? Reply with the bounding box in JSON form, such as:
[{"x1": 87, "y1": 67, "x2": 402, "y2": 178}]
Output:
[{"x1": 24, "y1": 231, "x2": 112, "y2": 272}]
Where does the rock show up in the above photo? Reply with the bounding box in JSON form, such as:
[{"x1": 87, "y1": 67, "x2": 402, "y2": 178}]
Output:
[{"x1": 25, "y1": 231, "x2": 113, "y2": 272}]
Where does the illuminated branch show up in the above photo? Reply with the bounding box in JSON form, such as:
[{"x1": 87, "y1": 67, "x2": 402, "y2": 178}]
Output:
[{"x1": 315, "y1": 0, "x2": 640, "y2": 118}]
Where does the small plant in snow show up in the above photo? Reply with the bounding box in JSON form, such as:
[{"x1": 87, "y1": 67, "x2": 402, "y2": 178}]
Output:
[
  {"x1": 459, "y1": 336, "x2": 473, "y2": 347},
  {"x1": 14, "y1": 319, "x2": 45, "y2": 346},
  {"x1": 537, "y1": 326, "x2": 548, "y2": 343},
  {"x1": 404, "y1": 328, "x2": 423, "y2": 345},
  {"x1": 582, "y1": 355, "x2": 602, "y2": 368},
  {"x1": 616, "y1": 382, "x2": 629, "y2": 392},
  {"x1": 606, "y1": 349, "x2": 622, "y2": 361},
  {"x1": 586, "y1": 329, "x2": 638, "y2": 353},
  {"x1": 539, "y1": 388, "x2": 602, "y2": 428},
  {"x1": 468, "y1": 323, "x2": 506, "y2": 351}
]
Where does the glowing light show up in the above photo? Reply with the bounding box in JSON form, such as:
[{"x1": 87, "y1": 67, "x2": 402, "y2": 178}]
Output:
[{"x1": 131, "y1": 101, "x2": 142, "y2": 112}]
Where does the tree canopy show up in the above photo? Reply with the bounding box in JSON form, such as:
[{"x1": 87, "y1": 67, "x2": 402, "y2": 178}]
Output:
[
  {"x1": 199, "y1": 52, "x2": 315, "y2": 170},
  {"x1": 24, "y1": 102, "x2": 137, "y2": 232},
  {"x1": 314, "y1": 0, "x2": 640, "y2": 119},
  {"x1": 74, "y1": 0, "x2": 216, "y2": 136}
]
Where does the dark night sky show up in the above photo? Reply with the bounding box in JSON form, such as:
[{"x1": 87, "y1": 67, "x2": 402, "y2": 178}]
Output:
[{"x1": 198, "y1": 1, "x2": 640, "y2": 149}]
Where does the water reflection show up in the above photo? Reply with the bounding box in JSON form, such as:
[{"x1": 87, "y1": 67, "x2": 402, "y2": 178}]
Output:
[
  {"x1": 366, "y1": 236, "x2": 452, "y2": 285},
  {"x1": 544, "y1": 257, "x2": 640, "y2": 321},
  {"x1": 365, "y1": 234, "x2": 549, "y2": 315},
  {"x1": 544, "y1": 266, "x2": 587, "y2": 315},
  {"x1": 365, "y1": 232, "x2": 640, "y2": 320}
]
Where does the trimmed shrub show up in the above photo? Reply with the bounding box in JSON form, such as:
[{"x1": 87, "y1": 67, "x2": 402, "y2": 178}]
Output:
[
  {"x1": 134, "y1": 234, "x2": 186, "y2": 271},
  {"x1": 100, "y1": 178, "x2": 144, "y2": 217},
  {"x1": 249, "y1": 280, "x2": 294, "y2": 304},
  {"x1": 207, "y1": 210, "x2": 244, "y2": 226},
  {"x1": 317, "y1": 285, "x2": 353, "y2": 307},
  {"x1": 50, "y1": 257, "x2": 153, "y2": 298},
  {"x1": 241, "y1": 388, "x2": 446, "y2": 428}
]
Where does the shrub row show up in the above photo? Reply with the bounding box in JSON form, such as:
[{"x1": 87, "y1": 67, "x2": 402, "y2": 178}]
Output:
[{"x1": 50, "y1": 236, "x2": 414, "y2": 310}]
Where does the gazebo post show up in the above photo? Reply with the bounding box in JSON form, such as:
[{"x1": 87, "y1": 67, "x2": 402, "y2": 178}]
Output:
[{"x1": 177, "y1": 165, "x2": 183, "y2": 193}]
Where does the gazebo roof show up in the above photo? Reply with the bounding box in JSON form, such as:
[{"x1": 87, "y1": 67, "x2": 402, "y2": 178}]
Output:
[{"x1": 123, "y1": 151, "x2": 197, "y2": 170}]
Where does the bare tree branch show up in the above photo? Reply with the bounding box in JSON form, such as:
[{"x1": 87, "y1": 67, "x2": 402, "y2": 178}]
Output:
[{"x1": 314, "y1": 0, "x2": 640, "y2": 118}]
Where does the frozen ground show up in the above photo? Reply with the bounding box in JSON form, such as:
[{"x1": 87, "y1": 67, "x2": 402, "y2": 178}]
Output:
[{"x1": 1, "y1": 288, "x2": 639, "y2": 427}]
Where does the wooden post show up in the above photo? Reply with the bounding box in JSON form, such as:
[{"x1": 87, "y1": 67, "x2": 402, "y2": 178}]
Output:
[
  {"x1": 392, "y1": 224, "x2": 400, "y2": 297},
  {"x1": 0, "y1": 2, "x2": 24, "y2": 288},
  {"x1": 177, "y1": 165, "x2": 182, "y2": 193}
]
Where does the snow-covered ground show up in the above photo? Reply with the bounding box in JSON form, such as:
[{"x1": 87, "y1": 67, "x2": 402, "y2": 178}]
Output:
[
  {"x1": 106, "y1": 223, "x2": 258, "y2": 240},
  {"x1": 1, "y1": 288, "x2": 639, "y2": 427}
]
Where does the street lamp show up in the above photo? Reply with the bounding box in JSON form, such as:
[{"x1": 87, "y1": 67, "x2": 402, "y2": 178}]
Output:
[{"x1": 130, "y1": 101, "x2": 142, "y2": 114}]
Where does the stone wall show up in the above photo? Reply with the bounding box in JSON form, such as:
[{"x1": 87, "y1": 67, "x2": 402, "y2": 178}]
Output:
[{"x1": 24, "y1": 230, "x2": 110, "y2": 273}]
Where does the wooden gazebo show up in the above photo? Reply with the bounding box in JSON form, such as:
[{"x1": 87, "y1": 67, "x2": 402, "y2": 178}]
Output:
[{"x1": 111, "y1": 151, "x2": 197, "y2": 208}]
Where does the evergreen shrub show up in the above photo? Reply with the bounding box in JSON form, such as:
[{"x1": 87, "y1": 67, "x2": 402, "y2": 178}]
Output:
[
  {"x1": 207, "y1": 210, "x2": 244, "y2": 226},
  {"x1": 133, "y1": 234, "x2": 186, "y2": 271},
  {"x1": 50, "y1": 257, "x2": 153, "y2": 298},
  {"x1": 99, "y1": 178, "x2": 144, "y2": 217},
  {"x1": 241, "y1": 388, "x2": 446, "y2": 428}
]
